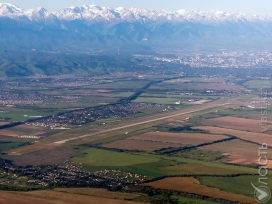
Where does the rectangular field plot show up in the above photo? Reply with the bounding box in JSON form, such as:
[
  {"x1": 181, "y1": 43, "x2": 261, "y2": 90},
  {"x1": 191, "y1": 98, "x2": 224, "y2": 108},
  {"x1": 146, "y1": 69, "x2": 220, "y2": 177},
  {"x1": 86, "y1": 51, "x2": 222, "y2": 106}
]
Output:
[
  {"x1": 102, "y1": 139, "x2": 182, "y2": 151},
  {"x1": 71, "y1": 148, "x2": 159, "y2": 167},
  {"x1": 144, "y1": 177, "x2": 257, "y2": 204},
  {"x1": 194, "y1": 126, "x2": 272, "y2": 146},
  {"x1": 202, "y1": 116, "x2": 272, "y2": 132},
  {"x1": 199, "y1": 175, "x2": 272, "y2": 199},
  {"x1": 220, "y1": 155, "x2": 261, "y2": 167},
  {"x1": 53, "y1": 188, "x2": 140, "y2": 200},
  {"x1": 199, "y1": 139, "x2": 272, "y2": 158},
  {"x1": 128, "y1": 132, "x2": 228, "y2": 146},
  {"x1": 151, "y1": 82, "x2": 245, "y2": 91},
  {"x1": 3, "y1": 146, "x2": 79, "y2": 166},
  {"x1": 6, "y1": 190, "x2": 140, "y2": 204},
  {"x1": 0, "y1": 191, "x2": 52, "y2": 204},
  {"x1": 0, "y1": 130, "x2": 23, "y2": 137},
  {"x1": 163, "y1": 163, "x2": 247, "y2": 175}
]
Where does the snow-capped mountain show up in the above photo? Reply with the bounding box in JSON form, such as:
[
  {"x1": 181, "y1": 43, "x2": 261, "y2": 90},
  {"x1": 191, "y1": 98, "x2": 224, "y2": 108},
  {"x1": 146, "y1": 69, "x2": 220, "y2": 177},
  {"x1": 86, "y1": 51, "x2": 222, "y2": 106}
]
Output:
[
  {"x1": 1, "y1": 3, "x2": 272, "y2": 51},
  {"x1": 1, "y1": 3, "x2": 271, "y2": 24}
]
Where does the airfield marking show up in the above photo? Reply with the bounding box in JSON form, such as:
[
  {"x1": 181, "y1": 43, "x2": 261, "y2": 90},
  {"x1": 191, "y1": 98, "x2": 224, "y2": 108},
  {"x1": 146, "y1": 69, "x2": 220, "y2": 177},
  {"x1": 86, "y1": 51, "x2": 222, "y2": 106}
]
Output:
[{"x1": 54, "y1": 103, "x2": 230, "y2": 144}]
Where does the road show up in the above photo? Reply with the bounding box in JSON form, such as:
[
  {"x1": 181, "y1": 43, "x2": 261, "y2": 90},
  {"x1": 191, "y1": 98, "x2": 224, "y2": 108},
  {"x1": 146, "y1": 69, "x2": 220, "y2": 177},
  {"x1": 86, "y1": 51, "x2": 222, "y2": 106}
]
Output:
[{"x1": 54, "y1": 102, "x2": 231, "y2": 144}]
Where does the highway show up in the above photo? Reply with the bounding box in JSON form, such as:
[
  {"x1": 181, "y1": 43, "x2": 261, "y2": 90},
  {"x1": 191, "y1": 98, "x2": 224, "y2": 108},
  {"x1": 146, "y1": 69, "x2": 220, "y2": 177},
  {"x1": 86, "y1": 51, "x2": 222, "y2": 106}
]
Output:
[{"x1": 54, "y1": 102, "x2": 230, "y2": 144}]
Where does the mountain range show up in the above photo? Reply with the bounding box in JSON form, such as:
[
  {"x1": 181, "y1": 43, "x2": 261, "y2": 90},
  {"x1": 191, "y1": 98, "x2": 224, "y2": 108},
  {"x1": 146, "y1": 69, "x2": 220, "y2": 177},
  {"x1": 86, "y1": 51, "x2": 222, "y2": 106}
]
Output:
[{"x1": 1, "y1": 3, "x2": 272, "y2": 51}]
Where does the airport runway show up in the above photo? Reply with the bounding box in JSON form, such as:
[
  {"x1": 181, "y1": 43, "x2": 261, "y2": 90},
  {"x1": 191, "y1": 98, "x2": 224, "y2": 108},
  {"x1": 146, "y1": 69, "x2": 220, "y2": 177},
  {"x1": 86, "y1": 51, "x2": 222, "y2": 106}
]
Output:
[{"x1": 54, "y1": 102, "x2": 231, "y2": 144}]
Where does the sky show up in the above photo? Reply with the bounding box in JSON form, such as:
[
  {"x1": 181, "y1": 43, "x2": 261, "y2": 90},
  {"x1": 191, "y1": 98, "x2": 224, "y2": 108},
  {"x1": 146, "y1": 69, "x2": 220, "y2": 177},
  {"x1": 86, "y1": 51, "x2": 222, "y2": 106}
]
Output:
[{"x1": 4, "y1": 0, "x2": 272, "y2": 16}]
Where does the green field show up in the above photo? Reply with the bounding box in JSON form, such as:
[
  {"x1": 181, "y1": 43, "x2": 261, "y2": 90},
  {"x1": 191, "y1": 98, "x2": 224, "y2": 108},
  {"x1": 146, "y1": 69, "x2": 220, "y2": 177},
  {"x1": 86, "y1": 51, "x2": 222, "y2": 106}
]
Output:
[
  {"x1": 243, "y1": 80, "x2": 272, "y2": 89},
  {"x1": 133, "y1": 97, "x2": 184, "y2": 104},
  {"x1": 0, "y1": 136, "x2": 36, "y2": 153},
  {"x1": 71, "y1": 148, "x2": 160, "y2": 167},
  {"x1": 88, "y1": 80, "x2": 149, "y2": 90},
  {"x1": 71, "y1": 148, "x2": 257, "y2": 178},
  {"x1": 198, "y1": 175, "x2": 272, "y2": 198},
  {"x1": 0, "y1": 107, "x2": 59, "y2": 122},
  {"x1": 172, "y1": 195, "x2": 220, "y2": 204}
]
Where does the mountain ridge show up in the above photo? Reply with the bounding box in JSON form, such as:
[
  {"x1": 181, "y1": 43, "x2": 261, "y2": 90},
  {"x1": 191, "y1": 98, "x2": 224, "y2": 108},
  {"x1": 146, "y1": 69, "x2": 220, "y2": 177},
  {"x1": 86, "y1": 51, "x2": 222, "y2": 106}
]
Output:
[
  {"x1": 1, "y1": 3, "x2": 272, "y2": 51},
  {"x1": 1, "y1": 3, "x2": 272, "y2": 23}
]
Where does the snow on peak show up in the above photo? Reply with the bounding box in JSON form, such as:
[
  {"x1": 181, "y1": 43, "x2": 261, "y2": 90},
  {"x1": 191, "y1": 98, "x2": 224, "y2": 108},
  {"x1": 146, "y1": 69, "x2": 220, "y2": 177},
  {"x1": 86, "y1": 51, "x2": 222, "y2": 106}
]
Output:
[
  {"x1": 0, "y1": 3, "x2": 271, "y2": 23},
  {"x1": 0, "y1": 3, "x2": 23, "y2": 16}
]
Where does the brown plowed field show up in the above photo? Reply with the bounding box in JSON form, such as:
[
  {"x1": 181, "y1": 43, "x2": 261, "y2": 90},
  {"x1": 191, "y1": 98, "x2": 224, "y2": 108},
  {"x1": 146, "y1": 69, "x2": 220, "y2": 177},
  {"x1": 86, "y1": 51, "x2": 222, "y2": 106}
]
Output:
[
  {"x1": 221, "y1": 154, "x2": 259, "y2": 167},
  {"x1": 103, "y1": 139, "x2": 182, "y2": 151},
  {"x1": 144, "y1": 177, "x2": 258, "y2": 204},
  {"x1": 202, "y1": 116, "x2": 272, "y2": 132},
  {"x1": 3, "y1": 146, "x2": 79, "y2": 166},
  {"x1": 200, "y1": 139, "x2": 272, "y2": 158},
  {"x1": 129, "y1": 132, "x2": 228, "y2": 146},
  {"x1": 0, "y1": 189, "x2": 142, "y2": 204},
  {"x1": 0, "y1": 130, "x2": 23, "y2": 137},
  {"x1": 0, "y1": 191, "x2": 53, "y2": 204},
  {"x1": 194, "y1": 126, "x2": 272, "y2": 146}
]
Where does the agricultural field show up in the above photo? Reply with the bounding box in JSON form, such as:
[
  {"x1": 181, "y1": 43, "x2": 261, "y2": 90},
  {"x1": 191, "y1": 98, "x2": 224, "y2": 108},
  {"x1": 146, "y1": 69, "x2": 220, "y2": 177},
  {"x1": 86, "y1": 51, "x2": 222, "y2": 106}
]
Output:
[
  {"x1": 194, "y1": 126, "x2": 272, "y2": 146},
  {"x1": 0, "y1": 189, "x2": 143, "y2": 204},
  {"x1": 143, "y1": 177, "x2": 258, "y2": 204},
  {"x1": 133, "y1": 96, "x2": 186, "y2": 105},
  {"x1": 0, "y1": 129, "x2": 23, "y2": 137},
  {"x1": 127, "y1": 131, "x2": 228, "y2": 146},
  {"x1": 243, "y1": 80, "x2": 272, "y2": 89},
  {"x1": 171, "y1": 149, "x2": 224, "y2": 162},
  {"x1": 172, "y1": 196, "x2": 220, "y2": 204},
  {"x1": 202, "y1": 116, "x2": 272, "y2": 132},
  {"x1": 102, "y1": 131, "x2": 230, "y2": 151},
  {"x1": 0, "y1": 191, "x2": 52, "y2": 204},
  {"x1": 198, "y1": 139, "x2": 272, "y2": 167},
  {"x1": 71, "y1": 148, "x2": 160, "y2": 167},
  {"x1": 103, "y1": 139, "x2": 182, "y2": 151},
  {"x1": 220, "y1": 154, "x2": 263, "y2": 167},
  {"x1": 0, "y1": 136, "x2": 37, "y2": 152},
  {"x1": 163, "y1": 163, "x2": 248, "y2": 175},
  {"x1": 199, "y1": 139, "x2": 272, "y2": 158},
  {"x1": 3, "y1": 146, "x2": 79, "y2": 166},
  {"x1": 88, "y1": 80, "x2": 150, "y2": 90},
  {"x1": 53, "y1": 188, "x2": 140, "y2": 200},
  {"x1": 0, "y1": 106, "x2": 60, "y2": 122},
  {"x1": 199, "y1": 175, "x2": 272, "y2": 199},
  {"x1": 150, "y1": 81, "x2": 245, "y2": 91},
  {"x1": 70, "y1": 147, "x2": 257, "y2": 178}
]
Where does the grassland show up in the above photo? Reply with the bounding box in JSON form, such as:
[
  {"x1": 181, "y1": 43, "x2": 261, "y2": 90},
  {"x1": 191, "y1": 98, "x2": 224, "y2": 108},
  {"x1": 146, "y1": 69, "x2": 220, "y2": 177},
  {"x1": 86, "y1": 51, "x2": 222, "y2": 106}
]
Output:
[
  {"x1": 53, "y1": 188, "x2": 140, "y2": 200},
  {"x1": 0, "y1": 108, "x2": 56, "y2": 122},
  {"x1": 69, "y1": 147, "x2": 257, "y2": 178},
  {"x1": 172, "y1": 149, "x2": 224, "y2": 162},
  {"x1": 144, "y1": 177, "x2": 258, "y2": 204},
  {"x1": 163, "y1": 163, "x2": 248, "y2": 175},
  {"x1": 172, "y1": 195, "x2": 220, "y2": 204},
  {"x1": 150, "y1": 81, "x2": 245, "y2": 91},
  {"x1": 243, "y1": 80, "x2": 272, "y2": 89},
  {"x1": 88, "y1": 80, "x2": 150, "y2": 90},
  {"x1": 199, "y1": 175, "x2": 272, "y2": 198},
  {"x1": 133, "y1": 96, "x2": 185, "y2": 104},
  {"x1": 71, "y1": 148, "x2": 160, "y2": 167}
]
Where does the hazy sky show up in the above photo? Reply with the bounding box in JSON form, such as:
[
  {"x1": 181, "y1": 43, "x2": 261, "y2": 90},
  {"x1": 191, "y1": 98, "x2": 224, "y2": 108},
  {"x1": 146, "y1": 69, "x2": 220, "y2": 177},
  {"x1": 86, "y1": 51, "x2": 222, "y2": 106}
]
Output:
[{"x1": 5, "y1": 0, "x2": 272, "y2": 16}]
